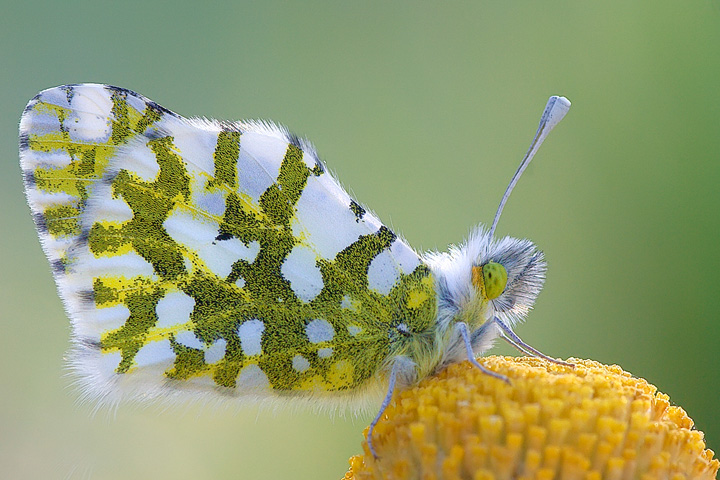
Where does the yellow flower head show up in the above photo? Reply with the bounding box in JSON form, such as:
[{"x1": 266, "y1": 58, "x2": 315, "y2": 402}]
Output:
[{"x1": 344, "y1": 356, "x2": 718, "y2": 480}]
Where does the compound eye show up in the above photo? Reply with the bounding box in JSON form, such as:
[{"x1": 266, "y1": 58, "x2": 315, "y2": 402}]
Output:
[{"x1": 471, "y1": 261, "x2": 508, "y2": 300}]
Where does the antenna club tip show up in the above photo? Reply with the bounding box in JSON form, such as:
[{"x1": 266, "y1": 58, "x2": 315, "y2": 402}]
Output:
[
  {"x1": 545, "y1": 95, "x2": 571, "y2": 127},
  {"x1": 549, "y1": 95, "x2": 571, "y2": 107}
]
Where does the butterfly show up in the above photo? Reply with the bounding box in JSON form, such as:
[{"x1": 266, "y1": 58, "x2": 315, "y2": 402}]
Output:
[{"x1": 19, "y1": 84, "x2": 570, "y2": 455}]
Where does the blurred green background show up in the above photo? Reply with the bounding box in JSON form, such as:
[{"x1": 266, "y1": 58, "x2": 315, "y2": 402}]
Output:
[{"x1": 1, "y1": 2, "x2": 719, "y2": 479}]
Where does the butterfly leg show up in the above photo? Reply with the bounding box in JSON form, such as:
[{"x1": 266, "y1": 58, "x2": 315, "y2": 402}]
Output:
[
  {"x1": 494, "y1": 317, "x2": 575, "y2": 367},
  {"x1": 456, "y1": 321, "x2": 510, "y2": 383},
  {"x1": 367, "y1": 355, "x2": 420, "y2": 458},
  {"x1": 367, "y1": 362, "x2": 400, "y2": 459}
]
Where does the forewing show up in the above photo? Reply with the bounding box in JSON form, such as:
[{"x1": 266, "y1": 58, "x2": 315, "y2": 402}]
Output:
[{"x1": 20, "y1": 84, "x2": 436, "y2": 405}]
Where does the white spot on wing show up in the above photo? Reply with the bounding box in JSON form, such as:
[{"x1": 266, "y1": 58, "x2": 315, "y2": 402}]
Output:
[
  {"x1": 292, "y1": 354, "x2": 310, "y2": 372},
  {"x1": 86, "y1": 304, "x2": 130, "y2": 332},
  {"x1": 197, "y1": 228, "x2": 239, "y2": 266},
  {"x1": 236, "y1": 131, "x2": 287, "y2": 203},
  {"x1": 97, "y1": 350, "x2": 123, "y2": 378},
  {"x1": 300, "y1": 149, "x2": 318, "y2": 169},
  {"x1": 164, "y1": 208, "x2": 260, "y2": 278},
  {"x1": 80, "y1": 251, "x2": 155, "y2": 279},
  {"x1": 292, "y1": 174, "x2": 376, "y2": 261},
  {"x1": 317, "y1": 347, "x2": 333, "y2": 358},
  {"x1": 67, "y1": 86, "x2": 112, "y2": 143},
  {"x1": 306, "y1": 318, "x2": 334, "y2": 343},
  {"x1": 183, "y1": 257, "x2": 193, "y2": 274},
  {"x1": 112, "y1": 139, "x2": 160, "y2": 182},
  {"x1": 87, "y1": 195, "x2": 134, "y2": 224},
  {"x1": 175, "y1": 331, "x2": 203, "y2": 350},
  {"x1": 390, "y1": 239, "x2": 422, "y2": 274},
  {"x1": 238, "y1": 319, "x2": 264, "y2": 356},
  {"x1": 340, "y1": 294, "x2": 359, "y2": 311},
  {"x1": 163, "y1": 210, "x2": 217, "y2": 249},
  {"x1": 347, "y1": 325, "x2": 362, "y2": 336},
  {"x1": 134, "y1": 339, "x2": 175, "y2": 367},
  {"x1": 21, "y1": 107, "x2": 62, "y2": 140},
  {"x1": 74, "y1": 305, "x2": 127, "y2": 343},
  {"x1": 367, "y1": 249, "x2": 401, "y2": 295},
  {"x1": 37, "y1": 86, "x2": 71, "y2": 109},
  {"x1": 194, "y1": 190, "x2": 226, "y2": 217},
  {"x1": 20, "y1": 149, "x2": 73, "y2": 170},
  {"x1": 281, "y1": 245, "x2": 323, "y2": 302},
  {"x1": 84, "y1": 181, "x2": 134, "y2": 224},
  {"x1": 26, "y1": 190, "x2": 77, "y2": 210},
  {"x1": 237, "y1": 364, "x2": 269, "y2": 390},
  {"x1": 197, "y1": 237, "x2": 260, "y2": 279},
  {"x1": 358, "y1": 210, "x2": 383, "y2": 232},
  {"x1": 156, "y1": 291, "x2": 195, "y2": 329},
  {"x1": 171, "y1": 124, "x2": 219, "y2": 176},
  {"x1": 205, "y1": 339, "x2": 227, "y2": 364},
  {"x1": 124, "y1": 92, "x2": 148, "y2": 117}
]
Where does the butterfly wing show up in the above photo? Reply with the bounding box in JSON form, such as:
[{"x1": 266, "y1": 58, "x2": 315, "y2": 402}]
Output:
[{"x1": 20, "y1": 84, "x2": 436, "y2": 405}]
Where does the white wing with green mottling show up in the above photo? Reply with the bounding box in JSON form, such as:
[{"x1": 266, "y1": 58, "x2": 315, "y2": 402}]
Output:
[{"x1": 20, "y1": 84, "x2": 437, "y2": 406}]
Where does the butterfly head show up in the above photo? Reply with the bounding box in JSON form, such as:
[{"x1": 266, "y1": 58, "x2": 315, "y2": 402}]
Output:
[
  {"x1": 470, "y1": 231, "x2": 546, "y2": 328},
  {"x1": 425, "y1": 227, "x2": 546, "y2": 336}
]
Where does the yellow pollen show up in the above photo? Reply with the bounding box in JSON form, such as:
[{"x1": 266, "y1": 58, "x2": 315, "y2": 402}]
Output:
[{"x1": 343, "y1": 356, "x2": 718, "y2": 480}]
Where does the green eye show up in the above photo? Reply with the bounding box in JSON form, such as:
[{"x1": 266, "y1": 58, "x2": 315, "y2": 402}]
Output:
[{"x1": 472, "y1": 261, "x2": 507, "y2": 300}]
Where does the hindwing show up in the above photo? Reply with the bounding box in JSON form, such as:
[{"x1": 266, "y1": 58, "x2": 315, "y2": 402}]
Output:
[{"x1": 20, "y1": 84, "x2": 437, "y2": 403}]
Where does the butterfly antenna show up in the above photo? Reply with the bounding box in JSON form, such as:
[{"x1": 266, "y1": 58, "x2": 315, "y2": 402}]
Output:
[{"x1": 488, "y1": 96, "x2": 571, "y2": 238}]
